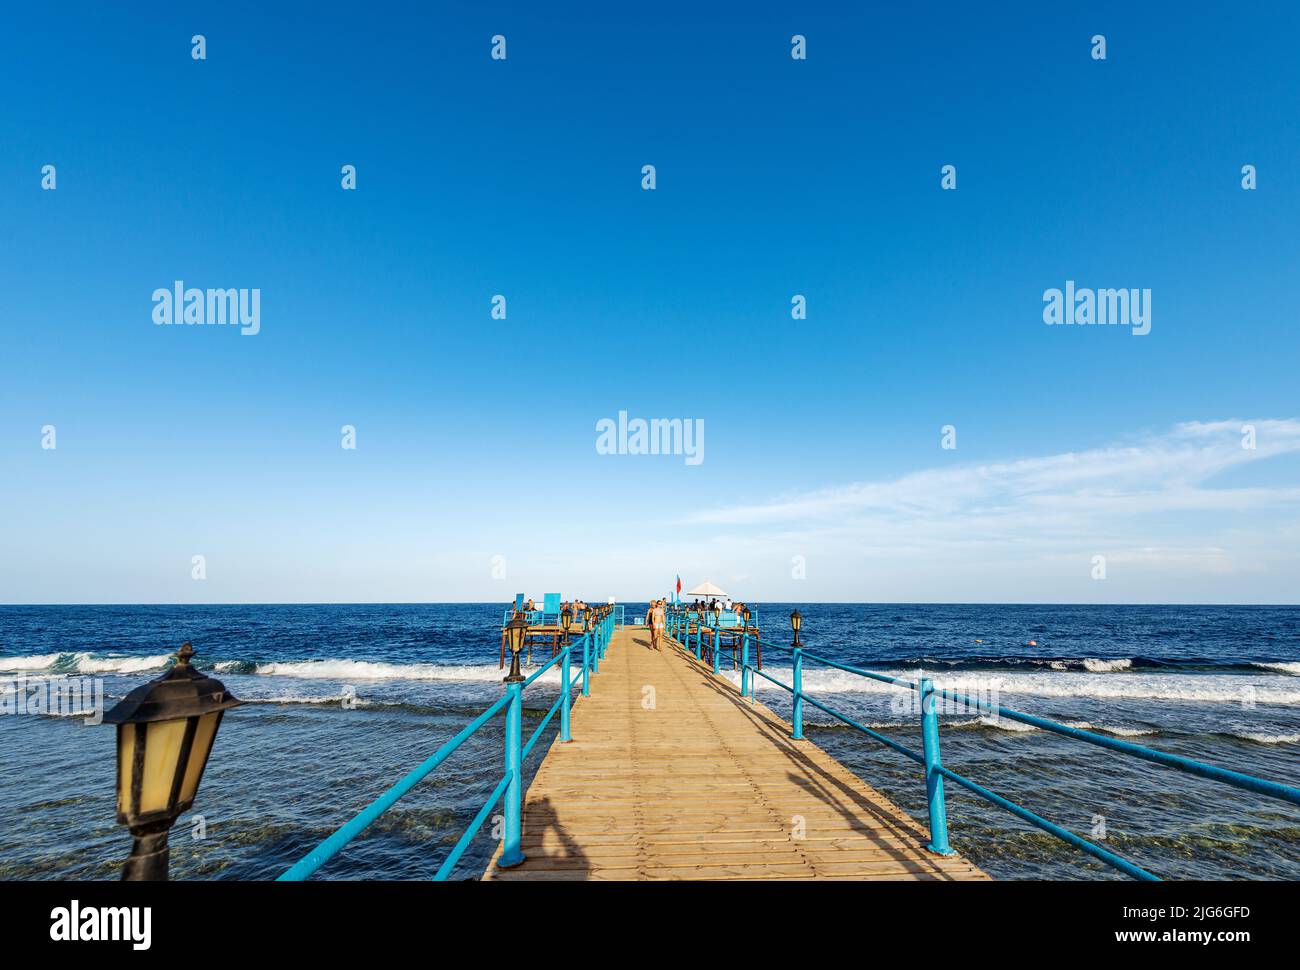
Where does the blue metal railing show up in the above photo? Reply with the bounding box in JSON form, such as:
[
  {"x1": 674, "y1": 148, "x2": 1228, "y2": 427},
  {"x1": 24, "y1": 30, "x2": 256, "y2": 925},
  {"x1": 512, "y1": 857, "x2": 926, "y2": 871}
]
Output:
[
  {"x1": 663, "y1": 610, "x2": 1300, "y2": 880},
  {"x1": 279, "y1": 610, "x2": 617, "y2": 880},
  {"x1": 501, "y1": 608, "x2": 545, "y2": 626},
  {"x1": 501, "y1": 606, "x2": 606, "y2": 626},
  {"x1": 671, "y1": 608, "x2": 762, "y2": 676}
]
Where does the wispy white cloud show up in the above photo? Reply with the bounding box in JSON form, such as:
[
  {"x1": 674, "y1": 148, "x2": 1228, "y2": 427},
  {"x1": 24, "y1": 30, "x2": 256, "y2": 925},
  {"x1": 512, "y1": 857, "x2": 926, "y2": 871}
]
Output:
[
  {"x1": 686, "y1": 419, "x2": 1300, "y2": 527},
  {"x1": 663, "y1": 420, "x2": 1300, "y2": 601}
]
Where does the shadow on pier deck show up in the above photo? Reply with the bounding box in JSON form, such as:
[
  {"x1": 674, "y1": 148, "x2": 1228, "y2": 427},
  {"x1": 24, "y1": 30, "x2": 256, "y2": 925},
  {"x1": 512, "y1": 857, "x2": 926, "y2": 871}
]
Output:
[{"x1": 484, "y1": 627, "x2": 989, "y2": 881}]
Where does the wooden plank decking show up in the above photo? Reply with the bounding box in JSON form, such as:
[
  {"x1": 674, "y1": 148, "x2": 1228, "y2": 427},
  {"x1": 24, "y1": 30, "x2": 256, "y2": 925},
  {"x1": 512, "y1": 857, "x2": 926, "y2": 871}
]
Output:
[{"x1": 483, "y1": 626, "x2": 988, "y2": 881}]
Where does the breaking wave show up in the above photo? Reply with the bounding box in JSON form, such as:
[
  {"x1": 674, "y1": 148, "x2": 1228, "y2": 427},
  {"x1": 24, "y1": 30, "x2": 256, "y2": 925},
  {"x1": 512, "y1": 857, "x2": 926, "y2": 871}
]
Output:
[
  {"x1": 3, "y1": 652, "x2": 1298, "y2": 708},
  {"x1": 0, "y1": 652, "x2": 173, "y2": 675}
]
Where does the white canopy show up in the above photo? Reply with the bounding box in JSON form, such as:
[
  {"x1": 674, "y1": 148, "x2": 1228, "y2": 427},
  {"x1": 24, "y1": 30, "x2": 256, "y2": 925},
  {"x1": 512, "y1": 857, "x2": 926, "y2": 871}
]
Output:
[{"x1": 684, "y1": 580, "x2": 727, "y2": 597}]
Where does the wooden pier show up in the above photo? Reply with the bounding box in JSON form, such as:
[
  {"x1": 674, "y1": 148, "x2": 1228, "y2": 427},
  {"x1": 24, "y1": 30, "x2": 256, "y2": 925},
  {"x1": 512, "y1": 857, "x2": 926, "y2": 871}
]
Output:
[{"x1": 484, "y1": 627, "x2": 988, "y2": 881}]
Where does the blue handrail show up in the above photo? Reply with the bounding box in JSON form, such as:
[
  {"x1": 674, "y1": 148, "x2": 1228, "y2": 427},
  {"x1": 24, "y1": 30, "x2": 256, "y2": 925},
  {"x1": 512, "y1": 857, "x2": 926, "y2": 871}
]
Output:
[
  {"x1": 664, "y1": 617, "x2": 1300, "y2": 881},
  {"x1": 279, "y1": 611, "x2": 617, "y2": 880}
]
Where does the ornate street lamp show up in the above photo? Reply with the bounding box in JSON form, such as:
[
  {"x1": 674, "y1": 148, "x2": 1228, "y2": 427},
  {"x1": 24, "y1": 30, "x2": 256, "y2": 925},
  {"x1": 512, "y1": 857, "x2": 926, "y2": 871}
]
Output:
[
  {"x1": 742, "y1": 606, "x2": 752, "y2": 628},
  {"x1": 505, "y1": 613, "x2": 527, "y2": 684},
  {"x1": 560, "y1": 605, "x2": 573, "y2": 644},
  {"x1": 713, "y1": 603, "x2": 723, "y2": 627},
  {"x1": 103, "y1": 642, "x2": 242, "y2": 880},
  {"x1": 790, "y1": 609, "x2": 802, "y2": 647}
]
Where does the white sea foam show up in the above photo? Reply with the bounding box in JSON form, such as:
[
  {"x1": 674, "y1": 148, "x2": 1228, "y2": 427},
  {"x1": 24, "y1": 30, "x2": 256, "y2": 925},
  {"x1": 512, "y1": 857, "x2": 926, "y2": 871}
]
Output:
[
  {"x1": 0, "y1": 653, "x2": 67, "y2": 671},
  {"x1": 0, "y1": 652, "x2": 172, "y2": 674},
  {"x1": 242, "y1": 658, "x2": 572, "y2": 686},
  {"x1": 6, "y1": 651, "x2": 1300, "y2": 707},
  {"x1": 74, "y1": 653, "x2": 174, "y2": 674},
  {"x1": 242, "y1": 693, "x2": 366, "y2": 706},
  {"x1": 1236, "y1": 731, "x2": 1300, "y2": 745},
  {"x1": 1082, "y1": 658, "x2": 1133, "y2": 672},
  {"x1": 248, "y1": 659, "x2": 443, "y2": 680},
  {"x1": 976, "y1": 715, "x2": 1037, "y2": 733},
  {"x1": 1062, "y1": 720, "x2": 1158, "y2": 737},
  {"x1": 733, "y1": 665, "x2": 1300, "y2": 706}
]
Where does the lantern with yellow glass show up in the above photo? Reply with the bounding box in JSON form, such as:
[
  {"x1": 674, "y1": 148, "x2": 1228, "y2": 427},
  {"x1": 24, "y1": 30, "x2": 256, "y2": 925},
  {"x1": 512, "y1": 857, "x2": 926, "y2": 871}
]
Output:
[{"x1": 103, "y1": 641, "x2": 241, "y2": 880}]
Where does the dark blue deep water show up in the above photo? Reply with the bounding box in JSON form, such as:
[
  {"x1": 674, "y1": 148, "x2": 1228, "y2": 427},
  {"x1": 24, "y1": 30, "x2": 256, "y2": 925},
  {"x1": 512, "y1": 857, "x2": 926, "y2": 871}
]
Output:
[{"x1": 1, "y1": 603, "x2": 1297, "y2": 880}]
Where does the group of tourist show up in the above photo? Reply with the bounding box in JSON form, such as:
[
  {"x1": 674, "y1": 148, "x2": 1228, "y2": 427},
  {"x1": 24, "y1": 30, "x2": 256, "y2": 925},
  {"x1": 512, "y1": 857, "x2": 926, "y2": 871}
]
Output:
[
  {"x1": 561, "y1": 599, "x2": 589, "y2": 617},
  {"x1": 511, "y1": 598, "x2": 591, "y2": 622},
  {"x1": 688, "y1": 597, "x2": 748, "y2": 617},
  {"x1": 645, "y1": 597, "x2": 756, "y2": 652}
]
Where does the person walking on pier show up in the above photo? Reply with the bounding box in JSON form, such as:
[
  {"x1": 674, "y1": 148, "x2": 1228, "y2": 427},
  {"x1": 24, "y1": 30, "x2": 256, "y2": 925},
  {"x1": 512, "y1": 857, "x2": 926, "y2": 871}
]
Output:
[{"x1": 648, "y1": 599, "x2": 665, "y2": 651}]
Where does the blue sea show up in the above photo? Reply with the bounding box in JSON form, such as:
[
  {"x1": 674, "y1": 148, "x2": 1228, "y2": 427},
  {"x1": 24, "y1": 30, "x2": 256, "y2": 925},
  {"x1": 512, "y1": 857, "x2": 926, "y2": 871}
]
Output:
[{"x1": 1, "y1": 603, "x2": 1297, "y2": 881}]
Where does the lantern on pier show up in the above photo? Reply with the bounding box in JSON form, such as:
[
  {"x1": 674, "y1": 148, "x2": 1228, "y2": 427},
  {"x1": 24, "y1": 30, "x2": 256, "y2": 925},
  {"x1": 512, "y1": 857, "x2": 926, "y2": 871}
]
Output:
[
  {"x1": 561, "y1": 605, "x2": 573, "y2": 643},
  {"x1": 505, "y1": 613, "x2": 528, "y2": 684},
  {"x1": 790, "y1": 609, "x2": 802, "y2": 647},
  {"x1": 103, "y1": 642, "x2": 242, "y2": 880},
  {"x1": 742, "y1": 606, "x2": 752, "y2": 628}
]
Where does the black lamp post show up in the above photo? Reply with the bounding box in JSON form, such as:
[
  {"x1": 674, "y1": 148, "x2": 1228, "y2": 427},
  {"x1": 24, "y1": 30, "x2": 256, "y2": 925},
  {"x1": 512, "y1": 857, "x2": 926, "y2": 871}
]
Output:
[
  {"x1": 103, "y1": 642, "x2": 242, "y2": 880},
  {"x1": 504, "y1": 613, "x2": 527, "y2": 684},
  {"x1": 790, "y1": 609, "x2": 802, "y2": 647},
  {"x1": 742, "y1": 606, "x2": 752, "y2": 629},
  {"x1": 713, "y1": 603, "x2": 723, "y2": 627},
  {"x1": 561, "y1": 605, "x2": 573, "y2": 645}
]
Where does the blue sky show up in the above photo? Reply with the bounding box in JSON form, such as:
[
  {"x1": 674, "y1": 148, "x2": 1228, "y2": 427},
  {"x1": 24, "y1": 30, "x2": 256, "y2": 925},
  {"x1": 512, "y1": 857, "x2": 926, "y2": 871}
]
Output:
[{"x1": 2, "y1": 1, "x2": 1298, "y2": 604}]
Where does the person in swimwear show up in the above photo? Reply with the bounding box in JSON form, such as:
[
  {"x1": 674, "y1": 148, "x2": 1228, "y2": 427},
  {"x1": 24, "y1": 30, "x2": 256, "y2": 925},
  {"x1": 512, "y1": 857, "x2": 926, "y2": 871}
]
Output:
[{"x1": 649, "y1": 599, "x2": 665, "y2": 650}]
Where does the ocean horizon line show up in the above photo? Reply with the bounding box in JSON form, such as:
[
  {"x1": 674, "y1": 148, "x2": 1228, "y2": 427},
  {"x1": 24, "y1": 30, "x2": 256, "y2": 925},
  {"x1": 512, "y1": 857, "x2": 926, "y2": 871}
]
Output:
[{"x1": 2, "y1": 600, "x2": 1298, "y2": 609}]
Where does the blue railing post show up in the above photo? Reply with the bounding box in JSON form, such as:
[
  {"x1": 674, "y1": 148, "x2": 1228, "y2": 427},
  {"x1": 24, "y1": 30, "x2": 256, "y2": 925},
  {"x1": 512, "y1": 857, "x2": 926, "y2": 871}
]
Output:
[
  {"x1": 920, "y1": 678, "x2": 955, "y2": 856},
  {"x1": 712, "y1": 629, "x2": 721, "y2": 674},
  {"x1": 694, "y1": 622, "x2": 701, "y2": 659},
  {"x1": 792, "y1": 648, "x2": 804, "y2": 739},
  {"x1": 560, "y1": 645, "x2": 572, "y2": 742},
  {"x1": 740, "y1": 632, "x2": 750, "y2": 698},
  {"x1": 581, "y1": 632, "x2": 590, "y2": 696},
  {"x1": 499, "y1": 680, "x2": 525, "y2": 868}
]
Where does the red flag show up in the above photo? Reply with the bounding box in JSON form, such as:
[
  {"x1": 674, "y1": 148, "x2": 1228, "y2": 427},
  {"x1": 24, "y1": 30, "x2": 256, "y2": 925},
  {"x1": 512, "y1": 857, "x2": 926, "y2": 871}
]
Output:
[{"x1": 676, "y1": 575, "x2": 681, "y2": 593}]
